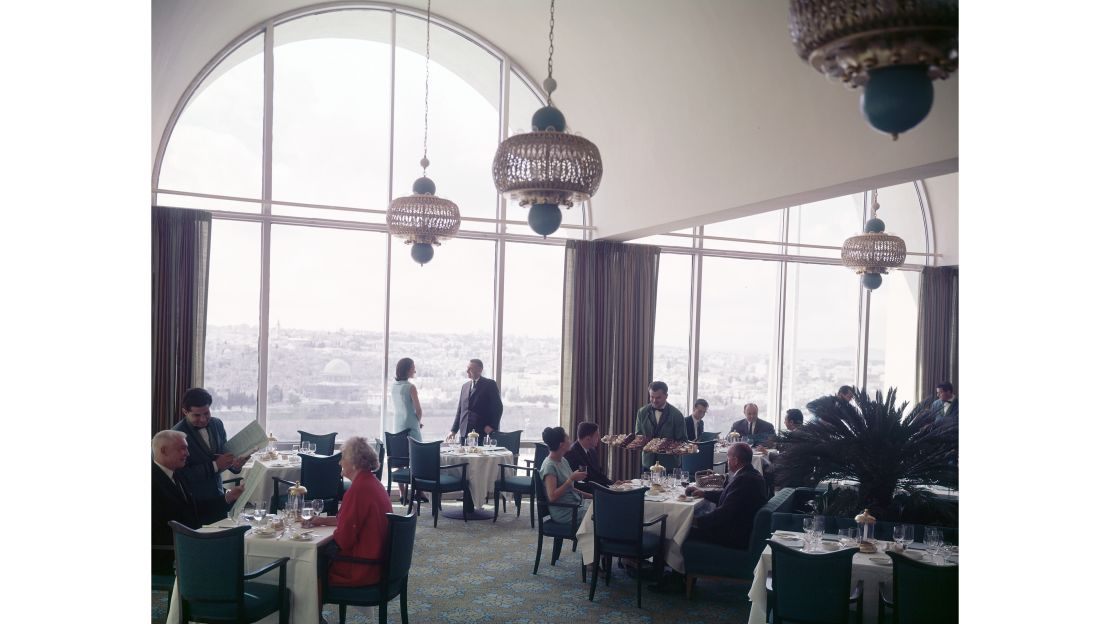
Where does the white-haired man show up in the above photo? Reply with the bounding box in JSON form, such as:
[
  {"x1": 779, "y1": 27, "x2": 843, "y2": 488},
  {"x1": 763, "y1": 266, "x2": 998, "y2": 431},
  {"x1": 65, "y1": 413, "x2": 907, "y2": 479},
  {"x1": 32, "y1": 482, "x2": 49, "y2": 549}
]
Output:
[{"x1": 152, "y1": 430, "x2": 243, "y2": 574}]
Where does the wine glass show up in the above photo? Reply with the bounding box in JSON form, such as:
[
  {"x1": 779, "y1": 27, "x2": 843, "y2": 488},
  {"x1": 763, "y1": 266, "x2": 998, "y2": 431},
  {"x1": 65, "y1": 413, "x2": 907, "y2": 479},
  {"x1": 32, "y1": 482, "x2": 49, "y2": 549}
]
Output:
[
  {"x1": 312, "y1": 498, "x2": 324, "y2": 518},
  {"x1": 301, "y1": 505, "x2": 313, "y2": 526},
  {"x1": 309, "y1": 442, "x2": 317, "y2": 455},
  {"x1": 813, "y1": 515, "x2": 825, "y2": 536},
  {"x1": 243, "y1": 501, "x2": 256, "y2": 522},
  {"x1": 838, "y1": 527, "x2": 857, "y2": 548}
]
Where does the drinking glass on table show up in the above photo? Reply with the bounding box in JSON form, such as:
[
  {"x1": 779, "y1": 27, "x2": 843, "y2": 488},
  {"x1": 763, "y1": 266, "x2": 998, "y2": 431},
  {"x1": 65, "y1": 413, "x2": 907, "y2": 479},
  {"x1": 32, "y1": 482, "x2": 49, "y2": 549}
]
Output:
[
  {"x1": 252, "y1": 502, "x2": 267, "y2": 525},
  {"x1": 309, "y1": 442, "x2": 317, "y2": 455},
  {"x1": 243, "y1": 501, "x2": 256, "y2": 522},
  {"x1": 838, "y1": 527, "x2": 857, "y2": 548},
  {"x1": 893, "y1": 524, "x2": 913, "y2": 550},
  {"x1": 924, "y1": 527, "x2": 944, "y2": 563},
  {"x1": 301, "y1": 506, "x2": 314, "y2": 526},
  {"x1": 312, "y1": 498, "x2": 324, "y2": 518}
]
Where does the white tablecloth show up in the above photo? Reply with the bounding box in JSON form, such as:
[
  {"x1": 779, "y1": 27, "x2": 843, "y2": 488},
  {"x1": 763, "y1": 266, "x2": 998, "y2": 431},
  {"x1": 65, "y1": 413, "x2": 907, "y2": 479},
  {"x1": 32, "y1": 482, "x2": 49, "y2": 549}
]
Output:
[
  {"x1": 747, "y1": 534, "x2": 943, "y2": 624},
  {"x1": 167, "y1": 523, "x2": 337, "y2": 624},
  {"x1": 225, "y1": 455, "x2": 303, "y2": 516},
  {"x1": 712, "y1": 449, "x2": 769, "y2": 476},
  {"x1": 575, "y1": 482, "x2": 706, "y2": 573},
  {"x1": 438, "y1": 448, "x2": 514, "y2": 506}
]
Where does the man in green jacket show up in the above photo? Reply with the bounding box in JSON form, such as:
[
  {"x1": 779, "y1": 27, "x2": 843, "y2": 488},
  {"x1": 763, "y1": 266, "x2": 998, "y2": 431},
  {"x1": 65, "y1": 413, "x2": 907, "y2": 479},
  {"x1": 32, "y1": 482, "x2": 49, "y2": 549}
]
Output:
[{"x1": 634, "y1": 381, "x2": 688, "y2": 471}]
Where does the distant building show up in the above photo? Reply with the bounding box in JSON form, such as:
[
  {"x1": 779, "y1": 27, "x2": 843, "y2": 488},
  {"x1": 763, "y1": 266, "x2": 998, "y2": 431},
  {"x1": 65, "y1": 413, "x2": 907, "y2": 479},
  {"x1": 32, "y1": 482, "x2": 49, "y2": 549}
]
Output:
[{"x1": 304, "y1": 358, "x2": 362, "y2": 401}]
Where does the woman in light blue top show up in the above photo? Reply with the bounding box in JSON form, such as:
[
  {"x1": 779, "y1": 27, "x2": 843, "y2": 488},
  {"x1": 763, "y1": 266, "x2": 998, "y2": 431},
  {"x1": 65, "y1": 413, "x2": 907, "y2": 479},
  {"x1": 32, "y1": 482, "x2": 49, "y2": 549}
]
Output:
[
  {"x1": 539, "y1": 426, "x2": 591, "y2": 528},
  {"x1": 391, "y1": 358, "x2": 423, "y2": 442}
]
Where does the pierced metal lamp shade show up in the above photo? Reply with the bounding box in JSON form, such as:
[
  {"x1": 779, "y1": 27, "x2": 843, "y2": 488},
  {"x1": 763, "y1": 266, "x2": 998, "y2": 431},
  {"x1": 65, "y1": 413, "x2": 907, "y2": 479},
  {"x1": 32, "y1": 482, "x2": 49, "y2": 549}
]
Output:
[
  {"x1": 841, "y1": 232, "x2": 907, "y2": 275},
  {"x1": 492, "y1": 130, "x2": 603, "y2": 208},
  {"x1": 386, "y1": 192, "x2": 461, "y2": 247}
]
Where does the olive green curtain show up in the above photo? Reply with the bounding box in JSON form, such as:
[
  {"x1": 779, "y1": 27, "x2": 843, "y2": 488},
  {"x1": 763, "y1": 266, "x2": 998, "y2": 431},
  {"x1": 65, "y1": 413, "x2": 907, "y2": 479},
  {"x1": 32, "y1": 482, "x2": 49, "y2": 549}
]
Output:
[
  {"x1": 152, "y1": 206, "x2": 212, "y2": 435},
  {"x1": 560, "y1": 240, "x2": 660, "y2": 481},
  {"x1": 916, "y1": 265, "x2": 958, "y2": 400}
]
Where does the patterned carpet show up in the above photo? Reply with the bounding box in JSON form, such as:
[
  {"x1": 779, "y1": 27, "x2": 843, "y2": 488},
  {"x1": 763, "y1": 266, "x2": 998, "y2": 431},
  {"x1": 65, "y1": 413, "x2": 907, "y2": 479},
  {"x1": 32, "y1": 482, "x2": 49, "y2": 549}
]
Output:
[{"x1": 152, "y1": 500, "x2": 753, "y2": 624}]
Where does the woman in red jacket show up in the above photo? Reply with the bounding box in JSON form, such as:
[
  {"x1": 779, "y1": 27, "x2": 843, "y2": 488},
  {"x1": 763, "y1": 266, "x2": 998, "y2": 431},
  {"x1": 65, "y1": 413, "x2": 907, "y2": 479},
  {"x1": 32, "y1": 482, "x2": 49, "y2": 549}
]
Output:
[{"x1": 312, "y1": 436, "x2": 393, "y2": 587}]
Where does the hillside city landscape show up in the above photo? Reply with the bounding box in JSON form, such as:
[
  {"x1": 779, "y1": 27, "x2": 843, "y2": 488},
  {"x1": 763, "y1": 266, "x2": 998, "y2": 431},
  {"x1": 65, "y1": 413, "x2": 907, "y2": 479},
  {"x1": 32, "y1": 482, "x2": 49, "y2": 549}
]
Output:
[{"x1": 205, "y1": 324, "x2": 881, "y2": 444}]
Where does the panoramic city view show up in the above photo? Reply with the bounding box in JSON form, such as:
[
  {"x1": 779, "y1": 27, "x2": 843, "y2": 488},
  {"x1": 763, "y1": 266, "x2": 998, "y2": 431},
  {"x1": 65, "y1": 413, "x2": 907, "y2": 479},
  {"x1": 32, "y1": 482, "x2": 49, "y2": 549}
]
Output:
[{"x1": 206, "y1": 324, "x2": 873, "y2": 444}]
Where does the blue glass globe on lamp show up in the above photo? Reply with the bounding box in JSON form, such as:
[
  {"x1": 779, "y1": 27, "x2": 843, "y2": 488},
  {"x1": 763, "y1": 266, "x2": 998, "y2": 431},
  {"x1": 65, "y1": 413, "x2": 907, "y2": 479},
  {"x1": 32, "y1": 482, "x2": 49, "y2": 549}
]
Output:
[
  {"x1": 528, "y1": 203, "x2": 562, "y2": 237},
  {"x1": 411, "y1": 242, "x2": 434, "y2": 265},
  {"x1": 861, "y1": 272, "x2": 883, "y2": 290},
  {"x1": 532, "y1": 105, "x2": 566, "y2": 132},
  {"x1": 413, "y1": 176, "x2": 436, "y2": 195},
  {"x1": 861, "y1": 65, "x2": 935, "y2": 139}
]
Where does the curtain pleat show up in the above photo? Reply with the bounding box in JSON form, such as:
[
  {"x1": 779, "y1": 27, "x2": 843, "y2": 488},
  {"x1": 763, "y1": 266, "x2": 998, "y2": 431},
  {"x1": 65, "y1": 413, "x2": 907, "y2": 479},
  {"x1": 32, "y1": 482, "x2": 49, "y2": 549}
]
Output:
[
  {"x1": 916, "y1": 266, "x2": 958, "y2": 398},
  {"x1": 560, "y1": 240, "x2": 659, "y2": 481},
  {"x1": 152, "y1": 206, "x2": 212, "y2": 435}
]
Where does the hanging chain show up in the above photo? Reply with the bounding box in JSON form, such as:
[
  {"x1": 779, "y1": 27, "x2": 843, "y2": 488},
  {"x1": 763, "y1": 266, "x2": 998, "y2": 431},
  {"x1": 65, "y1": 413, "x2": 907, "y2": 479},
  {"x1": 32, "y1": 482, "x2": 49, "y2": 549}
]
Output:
[
  {"x1": 871, "y1": 188, "x2": 880, "y2": 217},
  {"x1": 421, "y1": 0, "x2": 430, "y2": 172},
  {"x1": 546, "y1": 0, "x2": 555, "y2": 105}
]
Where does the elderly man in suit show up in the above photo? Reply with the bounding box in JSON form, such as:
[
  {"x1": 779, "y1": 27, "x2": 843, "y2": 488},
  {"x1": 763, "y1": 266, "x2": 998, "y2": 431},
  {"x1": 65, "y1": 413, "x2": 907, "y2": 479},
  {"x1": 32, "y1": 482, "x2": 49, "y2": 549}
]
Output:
[
  {"x1": 729, "y1": 403, "x2": 775, "y2": 448},
  {"x1": 634, "y1": 381, "x2": 688, "y2": 471},
  {"x1": 930, "y1": 381, "x2": 959, "y2": 425},
  {"x1": 152, "y1": 430, "x2": 244, "y2": 574},
  {"x1": 449, "y1": 358, "x2": 504, "y2": 440},
  {"x1": 171, "y1": 387, "x2": 248, "y2": 524},
  {"x1": 685, "y1": 442, "x2": 766, "y2": 549}
]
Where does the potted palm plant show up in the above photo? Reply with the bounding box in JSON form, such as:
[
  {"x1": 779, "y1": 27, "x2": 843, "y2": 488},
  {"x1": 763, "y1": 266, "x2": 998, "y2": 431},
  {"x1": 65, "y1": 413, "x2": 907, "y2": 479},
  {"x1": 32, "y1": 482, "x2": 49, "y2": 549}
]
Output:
[{"x1": 776, "y1": 387, "x2": 957, "y2": 523}]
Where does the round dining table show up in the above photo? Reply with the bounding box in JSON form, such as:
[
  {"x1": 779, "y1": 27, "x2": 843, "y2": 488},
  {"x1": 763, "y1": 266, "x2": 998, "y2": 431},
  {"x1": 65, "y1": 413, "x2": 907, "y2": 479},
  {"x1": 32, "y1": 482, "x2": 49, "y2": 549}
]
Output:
[{"x1": 437, "y1": 445, "x2": 515, "y2": 520}]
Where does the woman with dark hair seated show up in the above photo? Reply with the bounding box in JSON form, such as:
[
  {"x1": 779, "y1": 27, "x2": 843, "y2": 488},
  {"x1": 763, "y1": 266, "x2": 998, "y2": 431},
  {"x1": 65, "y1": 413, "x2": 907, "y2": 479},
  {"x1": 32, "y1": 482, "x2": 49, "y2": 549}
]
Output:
[
  {"x1": 311, "y1": 436, "x2": 393, "y2": 590},
  {"x1": 539, "y1": 426, "x2": 592, "y2": 528}
]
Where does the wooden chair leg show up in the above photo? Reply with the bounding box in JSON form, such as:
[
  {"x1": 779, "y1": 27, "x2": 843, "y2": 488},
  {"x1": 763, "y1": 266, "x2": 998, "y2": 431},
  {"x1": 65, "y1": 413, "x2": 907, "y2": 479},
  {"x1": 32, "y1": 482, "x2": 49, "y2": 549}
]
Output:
[
  {"x1": 432, "y1": 491, "x2": 439, "y2": 528},
  {"x1": 551, "y1": 537, "x2": 563, "y2": 565},
  {"x1": 588, "y1": 552, "x2": 601, "y2": 601},
  {"x1": 533, "y1": 533, "x2": 544, "y2": 575},
  {"x1": 339, "y1": 604, "x2": 347, "y2": 624},
  {"x1": 493, "y1": 485, "x2": 501, "y2": 523},
  {"x1": 400, "y1": 580, "x2": 410, "y2": 624},
  {"x1": 636, "y1": 558, "x2": 643, "y2": 608},
  {"x1": 685, "y1": 575, "x2": 695, "y2": 599}
]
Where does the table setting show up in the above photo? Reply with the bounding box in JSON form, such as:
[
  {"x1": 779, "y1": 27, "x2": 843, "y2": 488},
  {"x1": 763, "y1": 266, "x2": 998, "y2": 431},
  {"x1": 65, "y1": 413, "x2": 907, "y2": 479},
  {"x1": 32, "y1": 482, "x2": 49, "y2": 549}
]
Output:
[{"x1": 438, "y1": 438, "x2": 514, "y2": 519}]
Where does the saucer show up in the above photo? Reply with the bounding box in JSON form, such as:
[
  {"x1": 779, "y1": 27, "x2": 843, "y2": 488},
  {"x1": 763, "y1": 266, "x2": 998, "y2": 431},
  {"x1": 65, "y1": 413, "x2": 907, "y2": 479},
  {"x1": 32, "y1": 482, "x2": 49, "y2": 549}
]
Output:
[
  {"x1": 869, "y1": 557, "x2": 892, "y2": 566},
  {"x1": 253, "y1": 530, "x2": 276, "y2": 538},
  {"x1": 292, "y1": 532, "x2": 315, "y2": 541}
]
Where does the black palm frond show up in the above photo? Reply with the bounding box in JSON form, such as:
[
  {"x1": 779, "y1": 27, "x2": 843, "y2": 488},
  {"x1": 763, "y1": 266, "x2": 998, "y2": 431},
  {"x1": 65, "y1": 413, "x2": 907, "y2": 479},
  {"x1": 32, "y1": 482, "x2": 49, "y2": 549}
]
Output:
[{"x1": 778, "y1": 386, "x2": 957, "y2": 520}]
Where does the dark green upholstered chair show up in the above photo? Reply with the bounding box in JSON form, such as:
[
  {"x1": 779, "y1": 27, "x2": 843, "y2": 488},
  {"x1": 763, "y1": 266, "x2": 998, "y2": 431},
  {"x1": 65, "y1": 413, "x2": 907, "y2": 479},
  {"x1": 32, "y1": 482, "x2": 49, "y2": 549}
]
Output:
[
  {"x1": 320, "y1": 512, "x2": 418, "y2": 624},
  {"x1": 493, "y1": 430, "x2": 522, "y2": 458},
  {"x1": 681, "y1": 440, "x2": 717, "y2": 474},
  {"x1": 299, "y1": 452, "x2": 343, "y2": 513},
  {"x1": 494, "y1": 459, "x2": 537, "y2": 526},
  {"x1": 767, "y1": 541, "x2": 862, "y2": 624},
  {"x1": 296, "y1": 430, "x2": 338, "y2": 455},
  {"x1": 588, "y1": 484, "x2": 666, "y2": 608},
  {"x1": 531, "y1": 467, "x2": 585, "y2": 580},
  {"x1": 407, "y1": 439, "x2": 469, "y2": 527},
  {"x1": 525, "y1": 442, "x2": 550, "y2": 471},
  {"x1": 269, "y1": 477, "x2": 296, "y2": 514},
  {"x1": 345, "y1": 438, "x2": 385, "y2": 496},
  {"x1": 878, "y1": 550, "x2": 958, "y2": 624},
  {"x1": 169, "y1": 521, "x2": 290, "y2": 624},
  {"x1": 384, "y1": 430, "x2": 412, "y2": 504},
  {"x1": 682, "y1": 487, "x2": 799, "y2": 599}
]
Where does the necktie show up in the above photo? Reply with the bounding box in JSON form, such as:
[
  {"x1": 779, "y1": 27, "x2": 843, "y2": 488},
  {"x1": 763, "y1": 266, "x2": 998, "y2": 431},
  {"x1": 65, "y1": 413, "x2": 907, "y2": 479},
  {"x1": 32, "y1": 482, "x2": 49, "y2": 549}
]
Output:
[{"x1": 172, "y1": 473, "x2": 187, "y2": 499}]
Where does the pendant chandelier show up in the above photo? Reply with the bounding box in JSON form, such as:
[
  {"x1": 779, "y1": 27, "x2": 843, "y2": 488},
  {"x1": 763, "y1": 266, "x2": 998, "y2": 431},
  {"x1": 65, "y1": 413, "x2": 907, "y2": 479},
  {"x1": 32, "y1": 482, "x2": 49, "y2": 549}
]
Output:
[
  {"x1": 386, "y1": 0, "x2": 461, "y2": 265},
  {"x1": 491, "y1": 0, "x2": 602, "y2": 237},
  {"x1": 841, "y1": 189, "x2": 907, "y2": 290},
  {"x1": 787, "y1": 0, "x2": 958, "y2": 139}
]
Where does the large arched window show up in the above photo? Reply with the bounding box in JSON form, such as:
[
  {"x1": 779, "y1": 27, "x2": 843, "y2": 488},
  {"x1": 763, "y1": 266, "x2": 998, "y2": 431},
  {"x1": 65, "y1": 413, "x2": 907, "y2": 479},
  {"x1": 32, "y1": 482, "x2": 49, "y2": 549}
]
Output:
[{"x1": 153, "y1": 4, "x2": 589, "y2": 441}]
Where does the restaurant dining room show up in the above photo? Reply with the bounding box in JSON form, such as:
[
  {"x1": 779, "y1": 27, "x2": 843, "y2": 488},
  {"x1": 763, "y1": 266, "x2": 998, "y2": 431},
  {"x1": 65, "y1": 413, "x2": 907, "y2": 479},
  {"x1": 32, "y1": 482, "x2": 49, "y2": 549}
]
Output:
[{"x1": 13, "y1": 0, "x2": 1110, "y2": 623}]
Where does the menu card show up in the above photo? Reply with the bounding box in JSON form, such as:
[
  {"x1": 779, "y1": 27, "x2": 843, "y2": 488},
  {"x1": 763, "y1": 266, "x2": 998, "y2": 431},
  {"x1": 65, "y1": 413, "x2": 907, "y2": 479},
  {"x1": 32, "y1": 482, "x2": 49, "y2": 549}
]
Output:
[{"x1": 225, "y1": 421, "x2": 268, "y2": 457}]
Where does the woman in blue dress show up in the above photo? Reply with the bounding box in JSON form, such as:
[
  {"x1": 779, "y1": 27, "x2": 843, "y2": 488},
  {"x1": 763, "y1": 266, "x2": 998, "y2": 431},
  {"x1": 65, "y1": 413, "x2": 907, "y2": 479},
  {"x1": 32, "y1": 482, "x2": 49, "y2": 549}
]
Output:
[
  {"x1": 391, "y1": 358, "x2": 423, "y2": 441},
  {"x1": 539, "y1": 426, "x2": 592, "y2": 529}
]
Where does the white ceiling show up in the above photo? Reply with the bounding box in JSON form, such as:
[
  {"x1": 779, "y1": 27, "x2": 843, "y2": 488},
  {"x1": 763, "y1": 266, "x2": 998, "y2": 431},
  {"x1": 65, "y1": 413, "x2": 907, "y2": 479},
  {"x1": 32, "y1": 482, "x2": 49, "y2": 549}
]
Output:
[{"x1": 152, "y1": 0, "x2": 958, "y2": 247}]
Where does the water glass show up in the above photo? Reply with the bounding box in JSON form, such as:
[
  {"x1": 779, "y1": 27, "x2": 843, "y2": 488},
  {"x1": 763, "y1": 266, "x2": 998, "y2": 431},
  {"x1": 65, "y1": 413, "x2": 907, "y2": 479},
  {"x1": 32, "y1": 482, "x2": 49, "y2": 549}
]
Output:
[
  {"x1": 490, "y1": 438, "x2": 498, "y2": 449},
  {"x1": 641, "y1": 471, "x2": 650, "y2": 485},
  {"x1": 300, "y1": 441, "x2": 310, "y2": 454},
  {"x1": 813, "y1": 515, "x2": 825, "y2": 535},
  {"x1": 924, "y1": 527, "x2": 944, "y2": 562},
  {"x1": 838, "y1": 527, "x2": 857, "y2": 547},
  {"x1": 301, "y1": 506, "x2": 313, "y2": 524},
  {"x1": 312, "y1": 498, "x2": 324, "y2": 517},
  {"x1": 252, "y1": 502, "x2": 266, "y2": 525},
  {"x1": 893, "y1": 523, "x2": 913, "y2": 549}
]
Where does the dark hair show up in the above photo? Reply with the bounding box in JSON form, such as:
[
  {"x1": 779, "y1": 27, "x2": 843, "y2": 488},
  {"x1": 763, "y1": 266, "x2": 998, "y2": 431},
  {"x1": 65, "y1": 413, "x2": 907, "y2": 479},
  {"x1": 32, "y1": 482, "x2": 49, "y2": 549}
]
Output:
[
  {"x1": 837, "y1": 385, "x2": 854, "y2": 396},
  {"x1": 785, "y1": 409, "x2": 804, "y2": 424},
  {"x1": 694, "y1": 399, "x2": 709, "y2": 409},
  {"x1": 936, "y1": 381, "x2": 954, "y2": 393},
  {"x1": 729, "y1": 442, "x2": 754, "y2": 465},
  {"x1": 182, "y1": 387, "x2": 212, "y2": 410},
  {"x1": 649, "y1": 381, "x2": 668, "y2": 394},
  {"x1": 395, "y1": 358, "x2": 415, "y2": 382},
  {"x1": 542, "y1": 426, "x2": 567, "y2": 452},
  {"x1": 469, "y1": 358, "x2": 484, "y2": 371},
  {"x1": 576, "y1": 422, "x2": 599, "y2": 439}
]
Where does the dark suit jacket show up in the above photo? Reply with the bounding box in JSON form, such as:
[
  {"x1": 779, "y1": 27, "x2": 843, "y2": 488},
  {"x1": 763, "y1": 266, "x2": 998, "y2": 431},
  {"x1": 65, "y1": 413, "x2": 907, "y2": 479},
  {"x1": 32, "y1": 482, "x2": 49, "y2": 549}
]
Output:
[
  {"x1": 685, "y1": 416, "x2": 705, "y2": 441},
  {"x1": 151, "y1": 461, "x2": 227, "y2": 574},
  {"x1": 451, "y1": 376, "x2": 504, "y2": 436},
  {"x1": 564, "y1": 441, "x2": 613, "y2": 493},
  {"x1": 729, "y1": 418, "x2": 776, "y2": 447},
  {"x1": 172, "y1": 416, "x2": 240, "y2": 523},
  {"x1": 694, "y1": 464, "x2": 766, "y2": 549},
  {"x1": 930, "y1": 398, "x2": 958, "y2": 424}
]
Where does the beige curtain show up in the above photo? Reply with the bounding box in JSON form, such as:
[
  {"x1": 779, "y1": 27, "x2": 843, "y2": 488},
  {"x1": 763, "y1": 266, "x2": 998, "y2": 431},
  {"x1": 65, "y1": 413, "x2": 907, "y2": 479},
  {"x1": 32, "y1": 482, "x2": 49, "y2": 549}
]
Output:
[
  {"x1": 152, "y1": 206, "x2": 212, "y2": 435},
  {"x1": 560, "y1": 240, "x2": 660, "y2": 480},
  {"x1": 916, "y1": 266, "x2": 958, "y2": 399}
]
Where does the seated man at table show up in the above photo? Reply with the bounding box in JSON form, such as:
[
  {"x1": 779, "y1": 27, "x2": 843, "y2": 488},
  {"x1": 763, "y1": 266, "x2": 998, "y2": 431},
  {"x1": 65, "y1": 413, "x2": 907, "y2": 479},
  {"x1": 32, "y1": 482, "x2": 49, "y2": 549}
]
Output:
[
  {"x1": 172, "y1": 387, "x2": 249, "y2": 524},
  {"x1": 564, "y1": 422, "x2": 625, "y2": 494},
  {"x1": 310, "y1": 436, "x2": 392, "y2": 590},
  {"x1": 729, "y1": 403, "x2": 775, "y2": 449},
  {"x1": 685, "y1": 442, "x2": 766, "y2": 549},
  {"x1": 152, "y1": 430, "x2": 244, "y2": 574},
  {"x1": 685, "y1": 399, "x2": 709, "y2": 441}
]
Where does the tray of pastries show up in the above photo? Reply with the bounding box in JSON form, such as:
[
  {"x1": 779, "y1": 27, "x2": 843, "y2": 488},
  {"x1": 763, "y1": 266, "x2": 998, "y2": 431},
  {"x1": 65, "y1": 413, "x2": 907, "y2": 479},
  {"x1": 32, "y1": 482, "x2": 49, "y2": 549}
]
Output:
[
  {"x1": 601, "y1": 433, "x2": 637, "y2": 447},
  {"x1": 643, "y1": 439, "x2": 700, "y2": 455},
  {"x1": 624, "y1": 435, "x2": 650, "y2": 450}
]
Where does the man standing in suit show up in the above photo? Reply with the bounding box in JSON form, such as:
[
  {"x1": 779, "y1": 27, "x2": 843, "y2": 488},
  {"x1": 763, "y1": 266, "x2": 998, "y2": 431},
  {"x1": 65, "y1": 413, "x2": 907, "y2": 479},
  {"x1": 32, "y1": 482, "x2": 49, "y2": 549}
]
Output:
[
  {"x1": 685, "y1": 399, "x2": 708, "y2": 441},
  {"x1": 172, "y1": 387, "x2": 247, "y2": 524},
  {"x1": 930, "y1": 381, "x2": 959, "y2": 425},
  {"x1": 152, "y1": 430, "x2": 243, "y2": 574},
  {"x1": 449, "y1": 359, "x2": 504, "y2": 440},
  {"x1": 729, "y1": 403, "x2": 775, "y2": 447},
  {"x1": 685, "y1": 442, "x2": 766, "y2": 549},
  {"x1": 634, "y1": 381, "x2": 688, "y2": 471}
]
